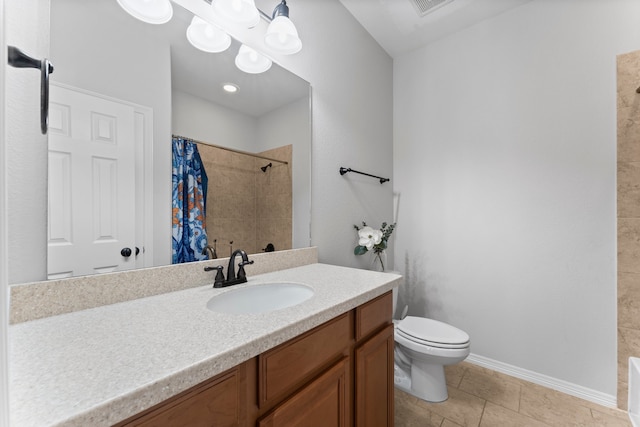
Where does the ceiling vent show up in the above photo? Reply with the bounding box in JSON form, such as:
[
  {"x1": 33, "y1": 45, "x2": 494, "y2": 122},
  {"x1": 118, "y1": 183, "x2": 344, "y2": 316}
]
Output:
[{"x1": 409, "y1": 0, "x2": 455, "y2": 17}]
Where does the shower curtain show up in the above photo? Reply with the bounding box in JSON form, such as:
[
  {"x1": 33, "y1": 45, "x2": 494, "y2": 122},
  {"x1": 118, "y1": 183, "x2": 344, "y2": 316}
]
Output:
[{"x1": 172, "y1": 136, "x2": 209, "y2": 264}]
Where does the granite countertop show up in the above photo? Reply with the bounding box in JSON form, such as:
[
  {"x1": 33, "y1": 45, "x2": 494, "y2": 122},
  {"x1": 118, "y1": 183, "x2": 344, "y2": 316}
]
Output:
[{"x1": 9, "y1": 263, "x2": 401, "y2": 427}]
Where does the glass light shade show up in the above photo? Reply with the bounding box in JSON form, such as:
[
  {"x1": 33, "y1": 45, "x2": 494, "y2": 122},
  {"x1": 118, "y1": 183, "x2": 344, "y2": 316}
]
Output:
[
  {"x1": 116, "y1": 0, "x2": 173, "y2": 24},
  {"x1": 235, "y1": 45, "x2": 272, "y2": 74},
  {"x1": 264, "y1": 15, "x2": 302, "y2": 55},
  {"x1": 186, "y1": 16, "x2": 231, "y2": 53},
  {"x1": 213, "y1": 0, "x2": 260, "y2": 28}
]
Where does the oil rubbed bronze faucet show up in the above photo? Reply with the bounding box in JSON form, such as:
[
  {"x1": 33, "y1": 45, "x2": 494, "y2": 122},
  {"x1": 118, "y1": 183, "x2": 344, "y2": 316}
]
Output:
[
  {"x1": 202, "y1": 245, "x2": 217, "y2": 259},
  {"x1": 204, "y1": 249, "x2": 254, "y2": 288}
]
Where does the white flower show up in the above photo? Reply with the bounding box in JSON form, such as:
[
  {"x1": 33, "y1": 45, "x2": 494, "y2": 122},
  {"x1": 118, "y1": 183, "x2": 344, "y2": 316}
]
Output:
[{"x1": 358, "y1": 226, "x2": 382, "y2": 250}]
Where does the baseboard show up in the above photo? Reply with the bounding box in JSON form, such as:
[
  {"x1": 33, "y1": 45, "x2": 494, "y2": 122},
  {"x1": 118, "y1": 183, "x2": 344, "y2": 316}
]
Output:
[{"x1": 466, "y1": 353, "x2": 617, "y2": 408}]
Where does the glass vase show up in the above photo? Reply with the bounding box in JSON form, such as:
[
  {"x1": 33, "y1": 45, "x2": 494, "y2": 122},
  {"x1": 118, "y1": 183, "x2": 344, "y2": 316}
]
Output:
[{"x1": 370, "y1": 250, "x2": 387, "y2": 272}]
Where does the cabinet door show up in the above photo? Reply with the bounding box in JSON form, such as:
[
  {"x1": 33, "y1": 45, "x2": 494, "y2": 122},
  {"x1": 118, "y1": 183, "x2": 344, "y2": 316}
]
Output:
[
  {"x1": 258, "y1": 357, "x2": 349, "y2": 427},
  {"x1": 118, "y1": 365, "x2": 245, "y2": 427},
  {"x1": 355, "y1": 324, "x2": 394, "y2": 427}
]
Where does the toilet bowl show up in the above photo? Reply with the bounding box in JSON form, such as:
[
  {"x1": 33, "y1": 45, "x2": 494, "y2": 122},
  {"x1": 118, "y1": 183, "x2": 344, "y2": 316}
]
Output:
[{"x1": 392, "y1": 288, "x2": 470, "y2": 402}]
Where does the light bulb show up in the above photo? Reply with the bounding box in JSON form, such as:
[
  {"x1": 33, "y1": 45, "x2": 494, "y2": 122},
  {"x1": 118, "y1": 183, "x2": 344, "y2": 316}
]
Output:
[
  {"x1": 116, "y1": 0, "x2": 173, "y2": 24},
  {"x1": 186, "y1": 16, "x2": 231, "y2": 53},
  {"x1": 264, "y1": 15, "x2": 301, "y2": 55},
  {"x1": 223, "y1": 83, "x2": 239, "y2": 93},
  {"x1": 235, "y1": 45, "x2": 272, "y2": 74},
  {"x1": 214, "y1": 0, "x2": 260, "y2": 28}
]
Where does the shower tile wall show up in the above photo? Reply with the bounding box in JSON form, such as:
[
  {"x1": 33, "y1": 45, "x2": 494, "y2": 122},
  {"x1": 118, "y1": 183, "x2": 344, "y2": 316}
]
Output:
[
  {"x1": 617, "y1": 49, "x2": 640, "y2": 410},
  {"x1": 197, "y1": 143, "x2": 292, "y2": 256},
  {"x1": 256, "y1": 145, "x2": 293, "y2": 253}
]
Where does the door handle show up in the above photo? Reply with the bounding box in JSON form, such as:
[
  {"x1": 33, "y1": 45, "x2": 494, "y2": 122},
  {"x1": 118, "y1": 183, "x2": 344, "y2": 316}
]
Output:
[
  {"x1": 7, "y1": 46, "x2": 54, "y2": 134},
  {"x1": 120, "y1": 247, "x2": 140, "y2": 258}
]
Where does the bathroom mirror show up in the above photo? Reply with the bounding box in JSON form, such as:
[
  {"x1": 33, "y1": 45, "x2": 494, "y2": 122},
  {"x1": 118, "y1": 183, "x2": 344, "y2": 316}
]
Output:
[{"x1": 43, "y1": 0, "x2": 311, "y2": 280}]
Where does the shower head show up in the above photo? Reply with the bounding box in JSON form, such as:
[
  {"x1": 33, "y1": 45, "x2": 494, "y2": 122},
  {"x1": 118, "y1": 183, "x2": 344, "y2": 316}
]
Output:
[{"x1": 261, "y1": 162, "x2": 273, "y2": 172}]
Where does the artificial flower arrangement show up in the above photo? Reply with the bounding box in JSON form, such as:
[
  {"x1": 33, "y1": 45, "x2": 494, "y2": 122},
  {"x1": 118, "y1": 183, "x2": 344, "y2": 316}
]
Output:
[{"x1": 354, "y1": 221, "x2": 396, "y2": 271}]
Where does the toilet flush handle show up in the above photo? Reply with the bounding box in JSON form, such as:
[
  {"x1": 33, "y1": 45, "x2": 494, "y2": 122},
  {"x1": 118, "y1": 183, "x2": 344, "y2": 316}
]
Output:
[{"x1": 401, "y1": 305, "x2": 409, "y2": 320}]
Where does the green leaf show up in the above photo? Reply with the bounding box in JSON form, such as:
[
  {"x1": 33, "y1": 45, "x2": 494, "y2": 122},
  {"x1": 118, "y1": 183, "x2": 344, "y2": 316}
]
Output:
[{"x1": 354, "y1": 246, "x2": 368, "y2": 255}]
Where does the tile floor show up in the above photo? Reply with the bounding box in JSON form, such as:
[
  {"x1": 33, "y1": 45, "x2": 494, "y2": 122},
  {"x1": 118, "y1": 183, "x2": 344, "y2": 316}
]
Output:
[{"x1": 395, "y1": 362, "x2": 631, "y2": 427}]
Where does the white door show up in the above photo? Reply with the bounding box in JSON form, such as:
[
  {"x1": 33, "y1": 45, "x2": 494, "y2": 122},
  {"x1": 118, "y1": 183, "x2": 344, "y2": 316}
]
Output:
[{"x1": 47, "y1": 84, "x2": 138, "y2": 279}]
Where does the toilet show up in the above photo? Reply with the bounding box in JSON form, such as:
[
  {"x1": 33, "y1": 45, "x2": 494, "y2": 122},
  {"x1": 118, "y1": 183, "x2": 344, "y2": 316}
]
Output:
[{"x1": 392, "y1": 287, "x2": 470, "y2": 403}]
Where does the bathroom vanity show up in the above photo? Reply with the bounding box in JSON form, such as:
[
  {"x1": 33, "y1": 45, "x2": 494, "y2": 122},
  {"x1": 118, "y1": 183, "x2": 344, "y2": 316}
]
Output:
[
  {"x1": 9, "y1": 262, "x2": 401, "y2": 426},
  {"x1": 116, "y1": 292, "x2": 393, "y2": 426}
]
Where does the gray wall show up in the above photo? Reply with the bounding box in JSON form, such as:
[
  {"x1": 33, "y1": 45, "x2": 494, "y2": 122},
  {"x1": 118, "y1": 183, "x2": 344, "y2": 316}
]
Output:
[{"x1": 394, "y1": 0, "x2": 640, "y2": 397}]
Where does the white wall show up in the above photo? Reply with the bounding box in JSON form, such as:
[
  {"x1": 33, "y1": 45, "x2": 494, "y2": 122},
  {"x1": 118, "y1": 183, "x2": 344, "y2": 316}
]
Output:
[
  {"x1": 257, "y1": 97, "x2": 311, "y2": 249},
  {"x1": 172, "y1": 90, "x2": 258, "y2": 151},
  {"x1": 50, "y1": 0, "x2": 172, "y2": 267},
  {"x1": 394, "y1": 0, "x2": 640, "y2": 397},
  {"x1": 4, "y1": 0, "x2": 49, "y2": 422},
  {"x1": 271, "y1": 0, "x2": 394, "y2": 268},
  {"x1": 5, "y1": 0, "x2": 49, "y2": 284},
  {"x1": 0, "y1": 0, "x2": 9, "y2": 421}
]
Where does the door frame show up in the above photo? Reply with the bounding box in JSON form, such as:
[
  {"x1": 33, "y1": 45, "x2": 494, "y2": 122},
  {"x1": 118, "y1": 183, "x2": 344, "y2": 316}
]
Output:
[{"x1": 50, "y1": 82, "x2": 155, "y2": 271}]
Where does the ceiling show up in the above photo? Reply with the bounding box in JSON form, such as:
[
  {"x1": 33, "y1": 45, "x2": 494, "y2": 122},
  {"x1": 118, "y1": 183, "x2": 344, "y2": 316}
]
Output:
[{"x1": 338, "y1": 0, "x2": 531, "y2": 58}]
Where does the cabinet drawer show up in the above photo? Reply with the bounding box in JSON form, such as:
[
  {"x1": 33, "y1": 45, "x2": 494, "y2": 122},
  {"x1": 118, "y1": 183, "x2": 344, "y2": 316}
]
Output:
[
  {"x1": 355, "y1": 291, "x2": 392, "y2": 341},
  {"x1": 259, "y1": 312, "x2": 353, "y2": 407}
]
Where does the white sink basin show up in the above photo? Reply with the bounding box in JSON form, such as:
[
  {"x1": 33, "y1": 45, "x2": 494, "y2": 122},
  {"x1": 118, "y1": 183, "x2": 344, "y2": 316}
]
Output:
[{"x1": 206, "y1": 282, "x2": 314, "y2": 314}]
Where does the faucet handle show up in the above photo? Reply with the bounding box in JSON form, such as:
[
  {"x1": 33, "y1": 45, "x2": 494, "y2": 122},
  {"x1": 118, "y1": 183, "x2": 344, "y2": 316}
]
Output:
[
  {"x1": 205, "y1": 265, "x2": 226, "y2": 287},
  {"x1": 237, "y1": 259, "x2": 254, "y2": 280}
]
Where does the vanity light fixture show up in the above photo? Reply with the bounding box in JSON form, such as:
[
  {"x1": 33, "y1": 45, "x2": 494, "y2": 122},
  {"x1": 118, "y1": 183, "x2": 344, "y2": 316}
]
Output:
[
  {"x1": 264, "y1": 0, "x2": 302, "y2": 55},
  {"x1": 115, "y1": 0, "x2": 302, "y2": 74},
  {"x1": 186, "y1": 16, "x2": 232, "y2": 53},
  {"x1": 116, "y1": 0, "x2": 173, "y2": 24},
  {"x1": 222, "y1": 83, "x2": 239, "y2": 93},
  {"x1": 235, "y1": 44, "x2": 272, "y2": 74}
]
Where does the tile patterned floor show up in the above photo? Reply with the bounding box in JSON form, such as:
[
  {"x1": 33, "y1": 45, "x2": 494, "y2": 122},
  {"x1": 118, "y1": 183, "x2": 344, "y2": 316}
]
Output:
[{"x1": 395, "y1": 362, "x2": 631, "y2": 427}]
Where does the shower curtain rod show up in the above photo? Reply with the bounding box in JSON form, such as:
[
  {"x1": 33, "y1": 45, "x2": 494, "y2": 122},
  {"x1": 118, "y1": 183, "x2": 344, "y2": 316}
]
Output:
[{"x1": 172, "y1": 134, "x2": 289, "y2": 165}]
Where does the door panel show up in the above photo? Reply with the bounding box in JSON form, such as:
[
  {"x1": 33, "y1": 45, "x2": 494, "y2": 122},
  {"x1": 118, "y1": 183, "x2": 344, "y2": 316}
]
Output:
[
  {"x1": 355, "y1": 324, "x2": 394, "y2": 427},
  {"x1": 48, "y1": 84, "x2": 137, "y2": 278}
]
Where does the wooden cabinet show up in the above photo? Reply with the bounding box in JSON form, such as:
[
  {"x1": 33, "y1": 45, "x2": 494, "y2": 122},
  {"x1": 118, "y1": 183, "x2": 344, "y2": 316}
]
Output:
[
  {"x1": 115, "y1": 363, "x2": 247, "y2": 427},
  {"x1": 258, "y1": 358, "x2": 349, "y2": 427},
  {"x1": 355, "y1": 324, "x2": 394, "y2": 427},
  {"x1": 354, "y1": 292, "x2": 395, "y2": 427},
  {"x1": 116, "y1": 291, "x2": 393, "y2": 427},
  {"x1": 258, "y1": 313, "x2": 352, "y2": 409}
]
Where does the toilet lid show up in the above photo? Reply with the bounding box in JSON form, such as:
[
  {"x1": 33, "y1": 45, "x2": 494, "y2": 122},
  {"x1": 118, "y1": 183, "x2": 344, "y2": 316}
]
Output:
[{"x1": 397, "y1": 316, "x2": 469, "y2": 347}]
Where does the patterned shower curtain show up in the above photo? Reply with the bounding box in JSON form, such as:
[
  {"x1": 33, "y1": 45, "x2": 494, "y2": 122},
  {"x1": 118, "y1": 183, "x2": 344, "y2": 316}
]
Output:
[{"x1": 172, "y1": 137, "x2": 209, "y2": 264}]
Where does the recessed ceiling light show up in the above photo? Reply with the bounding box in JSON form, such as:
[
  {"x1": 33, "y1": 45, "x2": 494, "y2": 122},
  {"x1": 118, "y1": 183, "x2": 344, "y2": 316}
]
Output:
[{"x1": 223, "y1": 83, "x2": 239, "y2": 93}]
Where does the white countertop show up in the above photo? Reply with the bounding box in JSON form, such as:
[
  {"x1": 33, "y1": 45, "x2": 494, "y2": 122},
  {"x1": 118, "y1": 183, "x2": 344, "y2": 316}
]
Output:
[{"x1": 9, "y1": 263, "x2": 401, "y2": 426}]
